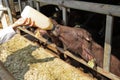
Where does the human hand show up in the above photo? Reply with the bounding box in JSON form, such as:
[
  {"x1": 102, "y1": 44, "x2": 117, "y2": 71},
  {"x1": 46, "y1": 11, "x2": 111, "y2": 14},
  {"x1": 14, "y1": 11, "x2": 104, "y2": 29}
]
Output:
[{"x1": 11, "y1": 18, "x2": 34, "y2": 30}]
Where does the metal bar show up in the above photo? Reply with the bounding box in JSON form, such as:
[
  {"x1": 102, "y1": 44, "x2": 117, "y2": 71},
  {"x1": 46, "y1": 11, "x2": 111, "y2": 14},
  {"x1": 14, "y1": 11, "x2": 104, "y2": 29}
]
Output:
[
  {"x1": 37, "y1": 0, "x2": 120, "y2": 17},
  {"x1": 4, "y1": 0, "x2": 13, "y2": 24},
  {"x1": 103, "y1": 15, "x2": 113, "y2": 71}
]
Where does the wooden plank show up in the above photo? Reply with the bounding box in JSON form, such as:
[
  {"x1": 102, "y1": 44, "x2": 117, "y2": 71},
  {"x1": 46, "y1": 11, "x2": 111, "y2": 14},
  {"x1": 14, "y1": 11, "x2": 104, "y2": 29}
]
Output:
[
  {"x1": 37, "y1": 0, "x2": 120, "y2": 17},
  {"x1": 4, "y1": 0, "x2": 14, "y2": 24},
  {"x1": 36, "y1": 0, "x2": 61, "y2": 5},
  {"x1": 103, "y1": 15, "x2": 113, "y2": 71}
]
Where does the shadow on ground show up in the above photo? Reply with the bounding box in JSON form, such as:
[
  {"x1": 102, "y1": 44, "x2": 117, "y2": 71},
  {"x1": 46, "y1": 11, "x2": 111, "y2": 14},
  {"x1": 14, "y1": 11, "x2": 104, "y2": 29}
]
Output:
[{"x1": 4, "y1": 44, "x2": 56, "y2": 80}]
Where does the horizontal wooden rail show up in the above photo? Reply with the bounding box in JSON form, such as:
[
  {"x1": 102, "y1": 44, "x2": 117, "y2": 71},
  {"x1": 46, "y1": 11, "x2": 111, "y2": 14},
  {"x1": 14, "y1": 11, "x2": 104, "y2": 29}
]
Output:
[{"x1": 37, "y1": 0, "x2": 120, "y2": 17}]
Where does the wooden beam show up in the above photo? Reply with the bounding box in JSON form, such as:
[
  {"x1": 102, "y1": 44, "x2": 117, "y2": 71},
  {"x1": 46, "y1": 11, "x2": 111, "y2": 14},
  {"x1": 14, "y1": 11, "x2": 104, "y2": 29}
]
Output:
[
  {"x1": 103, "y1": 15, "x2": 113, "y2": 71},
  {"x1": 4, "y1": 0, "x2": 14, "y2": 24},
  {"x1": 37, "y1": 0, "x2": 120, "y2": 17},
  {"x1": 36, "y1": 0, "x2": 61, "y2": 5}
]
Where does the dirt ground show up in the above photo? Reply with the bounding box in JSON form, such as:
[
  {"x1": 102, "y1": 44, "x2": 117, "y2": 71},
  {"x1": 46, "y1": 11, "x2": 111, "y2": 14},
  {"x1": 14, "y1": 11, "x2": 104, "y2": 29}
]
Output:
[{"x1": 0, "y1": 34, "x2": 97, "y2": 80}]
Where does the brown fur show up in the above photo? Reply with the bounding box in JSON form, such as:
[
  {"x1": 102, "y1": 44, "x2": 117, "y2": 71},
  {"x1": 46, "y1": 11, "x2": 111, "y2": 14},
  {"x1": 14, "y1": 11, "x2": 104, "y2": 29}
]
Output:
[
  {"x1": 36, "y1": 20, "x2": 120, "y2": 77},
  {"x1": 49, "y1": 24, "x2": 120, "y2": 77}
]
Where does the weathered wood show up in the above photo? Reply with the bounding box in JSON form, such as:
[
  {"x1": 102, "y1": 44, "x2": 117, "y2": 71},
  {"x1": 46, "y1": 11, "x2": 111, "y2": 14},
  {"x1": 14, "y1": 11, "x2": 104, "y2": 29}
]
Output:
[
  {"x1": 37, "y1": 0, "x2": 120, "y2": 17},
  {"x1": 0, "y1": 0, "x2": 18, "y2": 29},
  {"x1": 36, "y1": 0, "x2": 63, "y2": 5},
  {"x1": 4, "y1": 0, "x2": 14, "y2": 24},
  {"x1": 8, "y1": 0, "x2": 15, "y2": 13},
  {"x1": 103, "y1": 15, "x2": 113, "y2": 71}
]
